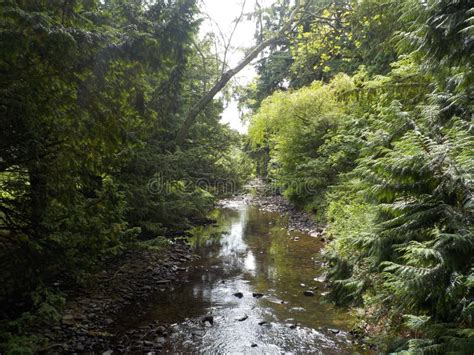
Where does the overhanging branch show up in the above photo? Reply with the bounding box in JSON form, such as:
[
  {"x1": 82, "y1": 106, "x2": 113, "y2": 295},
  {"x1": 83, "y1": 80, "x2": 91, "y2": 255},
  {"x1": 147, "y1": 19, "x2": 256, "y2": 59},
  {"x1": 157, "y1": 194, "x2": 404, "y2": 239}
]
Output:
[{"x1": 175, "y1": 0, "x2": 302, "y2": 145}]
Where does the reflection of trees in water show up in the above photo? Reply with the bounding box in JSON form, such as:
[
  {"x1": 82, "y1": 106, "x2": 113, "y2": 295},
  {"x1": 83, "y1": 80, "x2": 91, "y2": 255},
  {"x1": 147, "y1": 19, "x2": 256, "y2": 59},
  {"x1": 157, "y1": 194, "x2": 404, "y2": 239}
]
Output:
[
  {"x1": 242, "y1": 208, "x2": 275, "y2": 239},
  {"x1": 184, "y1": 204, "x2": 351, "y2": 330},
  {"x1": 128, "y1": 204, "x2": 357, "y2": 352}
]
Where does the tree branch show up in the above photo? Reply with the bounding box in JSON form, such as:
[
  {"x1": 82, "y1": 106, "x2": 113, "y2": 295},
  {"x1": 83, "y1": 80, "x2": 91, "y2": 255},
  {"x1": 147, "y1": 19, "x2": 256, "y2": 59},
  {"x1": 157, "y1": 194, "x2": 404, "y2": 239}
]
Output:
[
  {"x1": 221, "y1": 0, "x2": 247, "y2": 76},
  {"x1": 176, "y1": 0, "x2": 302, "y2": 145}
]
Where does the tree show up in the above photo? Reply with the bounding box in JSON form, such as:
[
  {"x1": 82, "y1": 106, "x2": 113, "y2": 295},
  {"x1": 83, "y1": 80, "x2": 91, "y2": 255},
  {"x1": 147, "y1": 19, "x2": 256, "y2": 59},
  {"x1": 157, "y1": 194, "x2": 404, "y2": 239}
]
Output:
[{"x1": 175, "y1": 0, "x2": 303, "y2": 145}]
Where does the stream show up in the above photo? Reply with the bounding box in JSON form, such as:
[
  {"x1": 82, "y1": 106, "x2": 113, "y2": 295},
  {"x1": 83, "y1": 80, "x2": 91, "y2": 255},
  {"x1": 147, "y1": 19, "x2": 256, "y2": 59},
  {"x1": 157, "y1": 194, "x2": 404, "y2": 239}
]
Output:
[{"x1": 112, "y1": 200, "x2": 366, "y2": 354}]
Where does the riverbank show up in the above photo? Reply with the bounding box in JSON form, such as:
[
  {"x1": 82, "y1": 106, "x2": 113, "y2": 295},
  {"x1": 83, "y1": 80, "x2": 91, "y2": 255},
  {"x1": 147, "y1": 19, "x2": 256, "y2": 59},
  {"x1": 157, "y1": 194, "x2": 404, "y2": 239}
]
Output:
[{"x1": 31, "y1": 241, "x2": 194, "y2": 353}]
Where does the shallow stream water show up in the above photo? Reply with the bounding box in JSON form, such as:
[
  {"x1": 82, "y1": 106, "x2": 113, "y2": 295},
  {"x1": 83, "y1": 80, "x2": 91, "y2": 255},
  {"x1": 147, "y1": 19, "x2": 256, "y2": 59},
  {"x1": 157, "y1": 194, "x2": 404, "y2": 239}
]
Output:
[{"x1": 115, "y1": 200, "x2": 366, "y2": 354}]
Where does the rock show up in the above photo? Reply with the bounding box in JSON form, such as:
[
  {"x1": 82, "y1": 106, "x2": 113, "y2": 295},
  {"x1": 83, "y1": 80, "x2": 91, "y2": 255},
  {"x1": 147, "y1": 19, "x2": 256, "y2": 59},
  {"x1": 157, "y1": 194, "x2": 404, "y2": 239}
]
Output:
[
  {"x1": 303, "y1": 290, "x2": 315, "y2": 297},
  {"x1": 252, "y1": 293, "x2": 264, "y2": 298},
  {"x1": 258, "y1": 321, "x2": 268, "y2": 326},
  {"x1": 75, "y1": 344, "x2": 85, "y2": 351},
  {"x1": 201, "y1": 315, "x2": 214, "y2": 325},
  {"x1": 329, "y1": 328, "x2": 340, "y2": 334},
  {"x1": 156, "y1": 280, "x2": 171, "y2": 284},
  {"x1": 102, "y1": 350, "x2": 113, "y2": 355},
  {"x1": 300, "y1": 283, "x2": 306, "y2": 287},
  {"x1": 289, "y1": 324, "x2": 297, "y2": 329},
  {"x1": 236, "y1": 315, "x2": 248, "y2": 322},
  {"x1": 233, "y1": 292, "x2": 244, "y2": 298},
  {"x1": 155, "y1": 336, "x2": 166, "y2": 344},
  {"x1": 156, "y1": 326, "x2": 166, "y2": 334},
  {"x1": 251, "y1": 344, "x2": 258, "y2": 348},
  {"x1": 104, "y1": 318, "x2": 114, "y2": 325},
  {"x1": 191, "y1": 330, "x2": 205, "y2": 338}
]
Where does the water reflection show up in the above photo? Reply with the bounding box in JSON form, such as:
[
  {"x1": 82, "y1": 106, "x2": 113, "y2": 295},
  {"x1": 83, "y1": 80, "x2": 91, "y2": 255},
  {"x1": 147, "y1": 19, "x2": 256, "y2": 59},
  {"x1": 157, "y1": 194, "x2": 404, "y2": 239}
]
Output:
[
  {"x1": 218, "y1": 207, "x2": 248, "y2": 257},
  {"x1": 117, "y1": 201, "x2": 367, "y2": 353},
  {"x1": 243, "y1": 251, "x2": 256, "y2": 274}
]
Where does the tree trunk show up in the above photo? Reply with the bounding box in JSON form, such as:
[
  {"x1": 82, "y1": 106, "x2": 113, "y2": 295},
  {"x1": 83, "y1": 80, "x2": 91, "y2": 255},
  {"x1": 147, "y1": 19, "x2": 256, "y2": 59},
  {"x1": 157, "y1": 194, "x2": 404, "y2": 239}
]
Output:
[{"x1": 175, "y1": 0, "x2": 301, "y2": 145}]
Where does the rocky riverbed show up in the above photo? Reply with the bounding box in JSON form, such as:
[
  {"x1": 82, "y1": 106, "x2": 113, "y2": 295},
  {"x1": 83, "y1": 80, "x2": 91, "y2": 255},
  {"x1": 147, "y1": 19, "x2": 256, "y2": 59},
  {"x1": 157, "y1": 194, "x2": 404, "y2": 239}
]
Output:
[{"x1": 36, "y1": 241, "x2": 195, "y2": 354}]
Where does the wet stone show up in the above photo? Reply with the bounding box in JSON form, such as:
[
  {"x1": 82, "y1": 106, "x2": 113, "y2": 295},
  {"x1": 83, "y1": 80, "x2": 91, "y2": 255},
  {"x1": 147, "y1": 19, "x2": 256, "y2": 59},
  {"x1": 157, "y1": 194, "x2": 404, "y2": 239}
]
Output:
[
  {"x1": 304, "y1": 290, "x2": 315, "y2": 297},
  {"x1": 156, "y1": 326, "x2": 166, "y2": 334},
  {"x1": 155, "y1": 336, "x2": 166, "y2": 344},
  {"x1": 62, "y1": 314, "x2": 74, "y2": 321},
  {"x1": 156, "y1": 280, "x2": 171, "y2": 284},
  {"x1": 75, "y1": 344, "x2": 85, "y2": 351},
  {"x1": 233, "y1": 292, "x2": 244, "y2": 298},
  {"x1": 201, "y1": 315, "x2": 214, "y2": 325}
]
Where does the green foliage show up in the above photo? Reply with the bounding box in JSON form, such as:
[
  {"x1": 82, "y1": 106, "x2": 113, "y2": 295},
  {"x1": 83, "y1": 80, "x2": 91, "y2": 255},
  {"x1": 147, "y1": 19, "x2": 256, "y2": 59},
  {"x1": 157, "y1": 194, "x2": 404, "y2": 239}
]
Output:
[
  {"x1": 245, "y1": 0, "x2": 473, "y2": 352},
  {"x1": 0, "y1": 286, "x2": 64, "y2": 353},
  {"x1": 137, "y1": 236, "x2": 172, "y2": 253},
  {"x1": 0, "y1": 0, "x2": 250, "y2": 346},
  {"x1": 1, "y1": 0, "x2": 472, "y2": 352},
  {"x1": 248, "y1": 74, "x2": 360, "y2": 215}
]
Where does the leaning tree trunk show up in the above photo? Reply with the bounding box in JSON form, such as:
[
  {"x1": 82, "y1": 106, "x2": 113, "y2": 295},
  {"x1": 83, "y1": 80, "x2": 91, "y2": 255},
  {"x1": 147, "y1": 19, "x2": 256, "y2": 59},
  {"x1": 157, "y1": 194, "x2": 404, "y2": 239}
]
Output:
[{"x1": 175, "y1": 0, "x2": 301, "y2": 145}]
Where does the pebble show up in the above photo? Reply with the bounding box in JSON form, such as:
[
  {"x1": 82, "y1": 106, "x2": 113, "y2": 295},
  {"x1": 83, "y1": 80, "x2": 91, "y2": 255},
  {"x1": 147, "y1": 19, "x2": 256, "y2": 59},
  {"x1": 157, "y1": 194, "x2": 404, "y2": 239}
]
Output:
[{"x1": 202, "y1": 315, "x2": 214, "y2": 325}]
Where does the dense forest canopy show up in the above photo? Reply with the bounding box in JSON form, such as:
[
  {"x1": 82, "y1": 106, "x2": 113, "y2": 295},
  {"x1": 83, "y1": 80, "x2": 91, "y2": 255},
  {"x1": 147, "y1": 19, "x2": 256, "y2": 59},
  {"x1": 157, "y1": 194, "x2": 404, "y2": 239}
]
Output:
[{"x1": 0, "y1": 0, "x2": 473, "y2": 353}]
